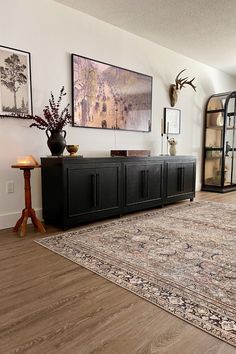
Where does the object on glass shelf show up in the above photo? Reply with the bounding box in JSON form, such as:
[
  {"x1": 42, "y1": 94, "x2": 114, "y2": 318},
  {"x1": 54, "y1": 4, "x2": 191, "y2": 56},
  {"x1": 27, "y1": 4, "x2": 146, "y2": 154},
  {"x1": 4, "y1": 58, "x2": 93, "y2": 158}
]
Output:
[
  {"x1": 206, "y1": 150, "x2": 212, "y2": 159},
  {"x1": 216, "y1": 114, "x2": 224, "y2": 126},
  {"x1": 226, "y1": 141, "x2": 232, "y2": 156}
]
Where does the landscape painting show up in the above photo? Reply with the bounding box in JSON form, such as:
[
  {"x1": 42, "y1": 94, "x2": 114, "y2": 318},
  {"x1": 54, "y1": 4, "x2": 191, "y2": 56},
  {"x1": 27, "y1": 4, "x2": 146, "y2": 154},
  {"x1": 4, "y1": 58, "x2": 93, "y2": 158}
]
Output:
[
  {"x1": 72, "y1": 54, "x2": 152, "y2": 132},
  {"x1": 0, "y1": 46, "x2": 32, "y2": 118}
]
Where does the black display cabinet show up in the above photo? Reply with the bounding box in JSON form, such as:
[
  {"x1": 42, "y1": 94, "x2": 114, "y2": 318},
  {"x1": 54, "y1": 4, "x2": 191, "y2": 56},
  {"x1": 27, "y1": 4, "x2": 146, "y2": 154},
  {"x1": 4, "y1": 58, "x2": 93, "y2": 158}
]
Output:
[{"x1": 202, "y1": 91, "x2": 236, "y2": 192}]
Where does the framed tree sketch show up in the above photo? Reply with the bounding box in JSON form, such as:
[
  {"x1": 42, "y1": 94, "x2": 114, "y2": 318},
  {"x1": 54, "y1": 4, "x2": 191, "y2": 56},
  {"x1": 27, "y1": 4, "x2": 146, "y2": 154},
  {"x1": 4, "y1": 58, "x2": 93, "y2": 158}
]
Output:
[
  {"x1": 164, "y1": 107, "x2": 181, "y2": 134},
  {"x1": 72, "y1": 54, "x2": 152, "y2": 132},
  {"x1": 0, "y1": 45, "x2": 33, "y2": 118}
]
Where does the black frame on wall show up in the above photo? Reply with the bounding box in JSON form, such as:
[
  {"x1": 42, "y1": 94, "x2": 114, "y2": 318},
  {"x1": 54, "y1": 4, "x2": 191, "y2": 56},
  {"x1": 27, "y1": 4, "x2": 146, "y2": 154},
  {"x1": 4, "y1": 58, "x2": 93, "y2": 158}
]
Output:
[{"x1": 0, "y1": 45, "x2": 33, "y2": 118}]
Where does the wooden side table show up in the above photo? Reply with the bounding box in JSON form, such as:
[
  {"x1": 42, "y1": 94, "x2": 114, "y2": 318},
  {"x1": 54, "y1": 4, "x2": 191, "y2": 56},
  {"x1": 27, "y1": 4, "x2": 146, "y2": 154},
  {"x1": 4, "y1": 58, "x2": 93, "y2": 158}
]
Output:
[{"x1": 11, "y1": 165, "x2": 46, "y2": 237}]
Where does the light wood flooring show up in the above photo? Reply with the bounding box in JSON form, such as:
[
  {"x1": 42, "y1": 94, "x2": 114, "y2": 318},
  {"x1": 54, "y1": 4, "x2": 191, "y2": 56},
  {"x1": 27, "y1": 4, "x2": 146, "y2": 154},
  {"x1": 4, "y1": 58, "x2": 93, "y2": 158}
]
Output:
[{"x1": 1, "y1": 191, "x2": 236, "y2": 354}]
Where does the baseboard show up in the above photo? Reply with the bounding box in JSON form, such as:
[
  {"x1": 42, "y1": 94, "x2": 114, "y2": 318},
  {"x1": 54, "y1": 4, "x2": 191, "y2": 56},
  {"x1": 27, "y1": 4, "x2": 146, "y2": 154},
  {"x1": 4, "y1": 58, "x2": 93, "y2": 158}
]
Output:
[
  {"x1": 0, "y1": 209, "x2": 43, "y2": 230},
  {"x1": 1, "y1": 184, "x2": 202, "y2": 230}
]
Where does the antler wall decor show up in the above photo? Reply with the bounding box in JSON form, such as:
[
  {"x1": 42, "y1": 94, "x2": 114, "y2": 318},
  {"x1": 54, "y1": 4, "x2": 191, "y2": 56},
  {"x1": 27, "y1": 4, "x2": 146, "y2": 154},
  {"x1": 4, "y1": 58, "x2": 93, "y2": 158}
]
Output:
[{"x1": 169, "y1": 69, "x2": 196, "y2": 107}]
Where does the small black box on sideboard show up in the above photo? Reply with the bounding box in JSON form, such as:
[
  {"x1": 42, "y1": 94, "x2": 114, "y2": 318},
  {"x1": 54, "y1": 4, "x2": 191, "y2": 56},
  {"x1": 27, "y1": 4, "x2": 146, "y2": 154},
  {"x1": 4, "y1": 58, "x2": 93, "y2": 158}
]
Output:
[{"x1": 110, "y1": 150, "x2": 151, "y2": 157}]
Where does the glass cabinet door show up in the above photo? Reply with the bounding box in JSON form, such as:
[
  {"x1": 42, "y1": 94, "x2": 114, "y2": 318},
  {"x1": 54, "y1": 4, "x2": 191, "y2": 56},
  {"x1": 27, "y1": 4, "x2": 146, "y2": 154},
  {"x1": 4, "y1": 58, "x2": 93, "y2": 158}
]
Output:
[
  {"x1": 224, "y1": 96, "x2": 236, "y2": 186},
  {"x1": 203, "y1": 91, "x2": 236, "y2": 192},
  {"x1": 204, "y1": 109, "x2": 224, "y2": 186}
]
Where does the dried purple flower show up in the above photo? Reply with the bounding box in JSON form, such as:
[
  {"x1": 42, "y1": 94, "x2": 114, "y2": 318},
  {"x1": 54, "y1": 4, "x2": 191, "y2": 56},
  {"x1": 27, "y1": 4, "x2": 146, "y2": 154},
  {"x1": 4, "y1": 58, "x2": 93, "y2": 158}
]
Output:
[{"x1": 29, "y1": 86, "x2": 72, "y2": 130}]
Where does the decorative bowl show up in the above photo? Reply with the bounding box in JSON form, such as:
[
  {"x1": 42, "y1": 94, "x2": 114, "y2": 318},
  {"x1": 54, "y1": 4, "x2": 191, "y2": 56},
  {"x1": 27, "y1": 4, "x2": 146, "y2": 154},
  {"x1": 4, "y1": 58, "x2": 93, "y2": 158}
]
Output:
[{"x1": 66, "y1": 145, "x2": 79, "y2": 156}]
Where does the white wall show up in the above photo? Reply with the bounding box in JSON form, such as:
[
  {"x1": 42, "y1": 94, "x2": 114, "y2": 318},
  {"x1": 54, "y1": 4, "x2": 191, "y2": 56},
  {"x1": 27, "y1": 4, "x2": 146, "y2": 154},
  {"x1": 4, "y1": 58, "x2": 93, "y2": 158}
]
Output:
[{"x1": 0, "y1": 0, "x2": 236, "y2": 229}]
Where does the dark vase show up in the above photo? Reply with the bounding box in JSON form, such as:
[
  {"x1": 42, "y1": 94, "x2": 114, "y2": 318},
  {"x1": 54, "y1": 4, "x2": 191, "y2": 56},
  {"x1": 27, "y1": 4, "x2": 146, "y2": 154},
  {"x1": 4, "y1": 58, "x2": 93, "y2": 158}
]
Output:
[{"x1": 46, "y1": 129, "x2": 67, "y2": 156}]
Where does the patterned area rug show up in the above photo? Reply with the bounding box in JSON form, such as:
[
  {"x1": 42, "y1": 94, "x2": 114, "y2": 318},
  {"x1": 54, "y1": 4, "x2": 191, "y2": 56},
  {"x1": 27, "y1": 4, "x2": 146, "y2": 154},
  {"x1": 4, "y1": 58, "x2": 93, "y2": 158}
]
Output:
[{"x1": 36, "y1": 201, "x2": 236, "y2": 347}]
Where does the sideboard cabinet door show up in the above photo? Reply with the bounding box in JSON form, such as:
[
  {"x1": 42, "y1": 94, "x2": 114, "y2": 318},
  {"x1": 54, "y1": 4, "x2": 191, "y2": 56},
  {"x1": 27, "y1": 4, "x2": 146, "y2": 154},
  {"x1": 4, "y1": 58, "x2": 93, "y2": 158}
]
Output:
[
  {"x1": 165, "y1": 160, "x2": 196, "y2": 203},
  {"x1": 66, "y1": 162, "x2": 121, "y2": 225},
  {"x1": 124, "y1": 161, "x2": 163, "y2": 212},
  {"x1": 67, "y1": 165, "x2": 96, "y2": 217},
  {"x1": 96, "y1": 164, "x2": 121, "y2": 211}
]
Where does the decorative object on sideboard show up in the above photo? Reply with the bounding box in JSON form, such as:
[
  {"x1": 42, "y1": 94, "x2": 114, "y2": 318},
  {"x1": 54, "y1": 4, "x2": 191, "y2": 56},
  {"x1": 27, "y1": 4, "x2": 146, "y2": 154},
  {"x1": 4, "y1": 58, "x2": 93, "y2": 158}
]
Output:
[
  {"x1": 168, "y1": 137, "x2": 177, "y2": 156},
  {"x1": 66, "y1": 144, "x2": 79, "y2": 156},
  {"x1": 72, "y1": 54, "x2": 152, "y2": 132},
  {"x1": 0, "y1": 45, "x2": 33, "y2": 118},
  {"x1": 169, "y1": 69, "x2": 196, "y2": 107},
  {"x1": 110, "y1": 150, "x2": 151, "y2": 157},
  {"x1": 29, "y1": 86, "x2": 72, "y2": 156},
  {"x1": 46, "y1": 129, "x2": 67, "y2": 156},
  {"x1": 160, "y1": 118, "x2": 165, "y2": 155}
]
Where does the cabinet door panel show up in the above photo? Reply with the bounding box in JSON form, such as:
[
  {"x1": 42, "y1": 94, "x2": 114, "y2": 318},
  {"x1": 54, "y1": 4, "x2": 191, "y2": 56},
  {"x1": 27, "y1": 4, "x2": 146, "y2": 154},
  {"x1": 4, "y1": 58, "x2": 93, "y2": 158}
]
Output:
[
  {"x1": 67, "y1": 163, "x2": 121, "y2": 218},
  {"x1": 147, "y1": 164, "x2": 163, "y2": 200},
  {"x1": 125, "y1": 164, "x2": 148, "y2": 205},
  {"x1": 166, "y1": 163, "x2": 180, "y2": 197},
  {"x1": 67, "y1": 167, "x2": 96, "y2": 217},
  {"x1": 183, "y1": 163, "x2": 195, "y2": 193},
  {"x1": 96, "y1": 165, "x2": 121, "y2": 211},
  {"x1": 125, "y1": 162, "x2": 163, "y2": 206},
  {"x1": 166, "y1": 161, "x2": 195, "y2": 198}
]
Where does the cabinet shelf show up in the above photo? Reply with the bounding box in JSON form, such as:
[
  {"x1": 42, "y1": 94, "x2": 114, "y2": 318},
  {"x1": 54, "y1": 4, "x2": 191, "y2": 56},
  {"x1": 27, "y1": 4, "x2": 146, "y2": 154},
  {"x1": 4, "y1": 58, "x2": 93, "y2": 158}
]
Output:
[
  {"x1": 205, "y1": 147, "x2": 222, "y2": 151},
  {"x1": 206, "y1": 109, "x2": 224, "y2": 113},
  {"x1": 205, "y1": 157, "x2": 221, "y2": 161},
  {"x1": 206, "y1": 126, "x2": 223, "y2": 130}
]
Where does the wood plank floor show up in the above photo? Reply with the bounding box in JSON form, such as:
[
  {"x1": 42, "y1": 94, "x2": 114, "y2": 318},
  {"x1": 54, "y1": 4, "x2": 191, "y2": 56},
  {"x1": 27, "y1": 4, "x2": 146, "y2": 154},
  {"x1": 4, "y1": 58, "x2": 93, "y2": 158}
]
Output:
[{"x1": 1, "y1": 191, "x2": 236, "y2": 354}]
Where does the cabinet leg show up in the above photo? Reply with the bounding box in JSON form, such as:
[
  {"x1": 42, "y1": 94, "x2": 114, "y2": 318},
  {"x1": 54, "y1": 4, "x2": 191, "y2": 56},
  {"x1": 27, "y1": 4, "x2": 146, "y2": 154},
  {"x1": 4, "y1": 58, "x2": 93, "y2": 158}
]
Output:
[{"x1": 190, "y1": 198, "x2": 194, "y2": 202}]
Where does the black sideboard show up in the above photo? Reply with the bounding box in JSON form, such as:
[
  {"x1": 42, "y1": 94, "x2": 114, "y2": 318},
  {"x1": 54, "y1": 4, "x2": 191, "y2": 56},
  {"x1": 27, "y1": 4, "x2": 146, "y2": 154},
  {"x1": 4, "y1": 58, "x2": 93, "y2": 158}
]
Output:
[{"x1": 41, "y1": 156, "x2": 196, "y2": 228}]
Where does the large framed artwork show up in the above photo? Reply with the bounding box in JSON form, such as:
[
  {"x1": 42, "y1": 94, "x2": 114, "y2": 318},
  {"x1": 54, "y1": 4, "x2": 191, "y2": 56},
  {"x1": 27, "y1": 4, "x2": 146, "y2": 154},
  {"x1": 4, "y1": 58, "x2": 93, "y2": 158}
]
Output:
[
  {"x1": 0, "y1": 45, "x2": 33, "y2": 118},
  {"x1": 72, "y1": 54, "x2": 152, "y2": 132}
]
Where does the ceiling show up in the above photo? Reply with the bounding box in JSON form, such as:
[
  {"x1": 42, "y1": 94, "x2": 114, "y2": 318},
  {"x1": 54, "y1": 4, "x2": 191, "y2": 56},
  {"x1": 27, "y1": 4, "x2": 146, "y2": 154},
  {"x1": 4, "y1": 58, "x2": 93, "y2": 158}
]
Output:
[{"x1": 55, "y1": 0, "x2": 236, "y2": 78}]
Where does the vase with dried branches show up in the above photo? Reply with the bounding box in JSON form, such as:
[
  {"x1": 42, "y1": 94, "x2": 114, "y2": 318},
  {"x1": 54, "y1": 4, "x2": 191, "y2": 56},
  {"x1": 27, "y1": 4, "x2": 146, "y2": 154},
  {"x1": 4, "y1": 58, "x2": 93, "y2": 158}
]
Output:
[{"x1": 29, "y1": 86, "x2": 72, "y2": 156}]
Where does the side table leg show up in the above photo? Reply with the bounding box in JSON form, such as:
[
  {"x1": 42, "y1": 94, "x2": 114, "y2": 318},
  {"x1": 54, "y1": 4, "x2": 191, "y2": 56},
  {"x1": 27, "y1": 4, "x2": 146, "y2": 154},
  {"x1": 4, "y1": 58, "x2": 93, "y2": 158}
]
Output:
[
  {"x1": 30, "y1": 209, "x2": 46, "y2": 234},
  {"x1": 20, "y1": 214, "x2": 28, "y2": 237},
  {"x1": 13, "y1": 210, "x2": 25, "y2": 232}
]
